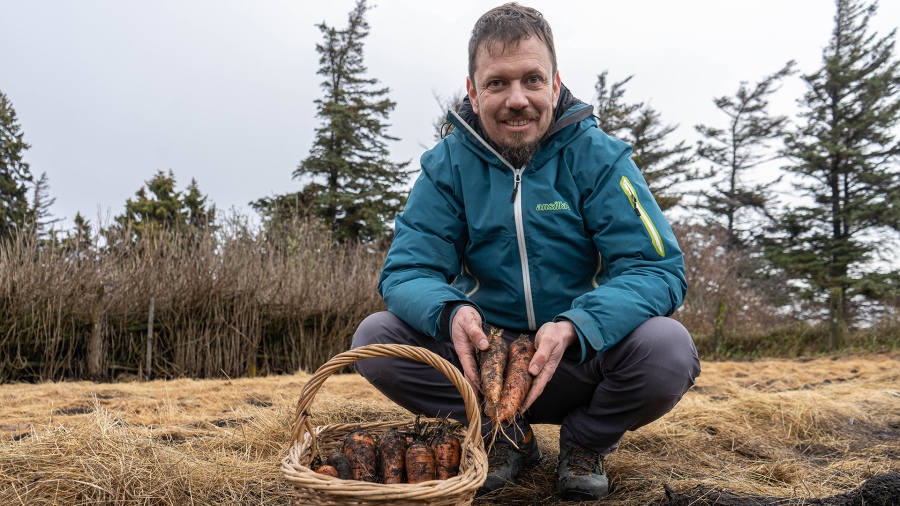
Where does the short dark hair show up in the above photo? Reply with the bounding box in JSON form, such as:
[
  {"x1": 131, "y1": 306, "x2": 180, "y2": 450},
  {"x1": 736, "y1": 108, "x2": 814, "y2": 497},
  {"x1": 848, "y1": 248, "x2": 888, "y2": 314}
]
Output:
[{"x1": 468, "y1": 3, "x2": 557, "y2": 82}]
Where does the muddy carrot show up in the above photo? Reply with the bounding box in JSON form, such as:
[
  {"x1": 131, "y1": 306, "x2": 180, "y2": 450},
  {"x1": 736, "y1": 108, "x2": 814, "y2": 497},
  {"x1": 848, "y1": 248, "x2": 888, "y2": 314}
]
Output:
[
  {"x1": 378, "y1": 428, "x2": 408, "y2": 484},
  {"x1": 405, "y1": 442, "x2": 436, "y2": 484},
  {"x1": 342, "y1": 427, "x2": 377, "y2": 482},
  {"x1": 496, "y1": 335, "x2": 536, "y2": 425},
  {"x1": 326, "y1": 451, "x2": 353, "y2": 480},
  {"x1": 433, "y1": 433, "x2": 461, "y2": 480},
  {"x1": 479, "y1": 326, "x2": 508, "y2": 405}
]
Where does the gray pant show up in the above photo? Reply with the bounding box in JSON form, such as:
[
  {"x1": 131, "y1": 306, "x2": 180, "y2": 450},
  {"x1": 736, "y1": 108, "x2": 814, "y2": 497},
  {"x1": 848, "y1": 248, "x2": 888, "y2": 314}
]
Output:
[{"x1": 351, "y1": 311, "x2": 700, "y2": 455}]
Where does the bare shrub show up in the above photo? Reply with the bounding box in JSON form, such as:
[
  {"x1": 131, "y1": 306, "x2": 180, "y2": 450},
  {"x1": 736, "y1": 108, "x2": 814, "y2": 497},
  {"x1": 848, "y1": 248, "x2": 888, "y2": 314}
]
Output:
[
  {"x1": 672, "y1": 221, "x2": 792, "y2": 353},
  {"x1": 0, "y1": 213, "x2": 385, "y2": 382}
]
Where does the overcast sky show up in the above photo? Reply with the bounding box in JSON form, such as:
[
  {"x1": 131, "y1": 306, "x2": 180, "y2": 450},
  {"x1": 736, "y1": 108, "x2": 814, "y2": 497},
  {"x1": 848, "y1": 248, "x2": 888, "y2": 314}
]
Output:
[{"x1": 2, "y1": 0, "x2": 899, "y2": 229}]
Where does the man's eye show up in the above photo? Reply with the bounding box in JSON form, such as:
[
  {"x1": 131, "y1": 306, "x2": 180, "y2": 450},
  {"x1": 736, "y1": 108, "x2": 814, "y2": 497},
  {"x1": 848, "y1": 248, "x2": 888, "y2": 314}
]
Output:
[
  {"x1": 528, "y1": 76, "x2": 543, "y2": 84},
  {"x1": 488, "y1": 80, "x2": 504, "y2": 88}
]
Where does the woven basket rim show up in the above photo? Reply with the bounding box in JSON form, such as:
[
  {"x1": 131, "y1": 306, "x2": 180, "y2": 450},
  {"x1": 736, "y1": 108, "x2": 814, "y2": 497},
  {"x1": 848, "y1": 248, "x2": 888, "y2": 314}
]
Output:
[{"x1": 280, "y1": 344, "x2": 488, "y2": 502}]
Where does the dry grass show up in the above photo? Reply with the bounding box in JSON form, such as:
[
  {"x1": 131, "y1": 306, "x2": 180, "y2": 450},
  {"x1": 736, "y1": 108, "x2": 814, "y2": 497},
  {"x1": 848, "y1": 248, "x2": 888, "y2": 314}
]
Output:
[
  {"x1": 0, "y1": 217, "x2": 386, "y2": 382},
  {"x1": 1, "y1": 353, "x2": 898, "y2": 505}
]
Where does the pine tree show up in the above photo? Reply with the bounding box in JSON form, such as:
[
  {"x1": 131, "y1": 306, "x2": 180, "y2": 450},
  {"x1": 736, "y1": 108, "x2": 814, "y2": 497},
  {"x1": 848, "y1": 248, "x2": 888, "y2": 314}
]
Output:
[
  {"x1": 182, "y1": 178, "x2": 215, "y2": 229},
  {"x1": 0, "y1": 91, "x2": 33, "y2": 241},
  {"x1": 594, "y1": 71, "x2": 641, "y2": 138},
  {"x1": 594, "y1": 71, "x2": 694, "y2": 211},
  {"x1": 766, "y1": 0, "x2": 900, "y2": 349},
  {"x1": 28, "y1": 171, "x2": 61, "y2": 242},
  {"x1": 63, "y1": 212, "x2": 94, "y2": 257},
  {"x1": 293, "y1": 0, "x2": 411, "y2": 243},
  {"x1": 694, "y1": 61, "x2": 796, "y2": 248},
  {"x1": 115, "y1": 170, "x2": 215, "y2": 240}
]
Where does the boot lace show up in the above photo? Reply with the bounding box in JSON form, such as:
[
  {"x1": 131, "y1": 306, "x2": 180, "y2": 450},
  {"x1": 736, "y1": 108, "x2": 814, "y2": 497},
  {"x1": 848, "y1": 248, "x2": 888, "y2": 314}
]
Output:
[
  {"x1": 565, "y1": 446, "x2": 603, "y2": 476},
  {"x1": 487, "y1": 445, "x2": 512, "y2": 471}
]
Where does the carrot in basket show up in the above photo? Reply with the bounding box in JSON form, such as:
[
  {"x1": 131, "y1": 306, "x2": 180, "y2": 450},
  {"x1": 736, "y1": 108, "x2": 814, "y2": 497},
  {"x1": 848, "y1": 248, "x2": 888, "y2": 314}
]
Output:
[
  {"x1": 315, "y1": 465, "x2": 339, "y2": 477},
  {"x1": 478, "y1": 326, "x2": 508, "y2": 405},
  {"x1": 496, "y1": 335, "x2": 537, "y2": 425},
  {"x1": 405, "y1": 442, "x2": 436, "y2": 484},
  {"x1": 326, "y1": 451, "x2": 353, "y2": 480},
  {"x1": 432, "y1": 433, "x2": 461, "y2": 480},
  {"x1": 378, "y1": 428, "x2": 408, "y2": 484},
  {"x1": 342, "y1": 427, "x2": 377, "y2": 482}
]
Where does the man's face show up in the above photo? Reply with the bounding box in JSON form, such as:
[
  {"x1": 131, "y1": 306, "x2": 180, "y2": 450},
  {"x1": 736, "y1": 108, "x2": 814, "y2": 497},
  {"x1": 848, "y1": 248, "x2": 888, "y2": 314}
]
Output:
[{"x1": 467, "y1": 36, "x2": 560, "y2": 163}]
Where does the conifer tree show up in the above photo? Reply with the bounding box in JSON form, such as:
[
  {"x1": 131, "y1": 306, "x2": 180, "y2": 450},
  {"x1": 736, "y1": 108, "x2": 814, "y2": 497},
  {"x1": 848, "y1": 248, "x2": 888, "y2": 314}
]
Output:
[
  {"x1": 766, "y1": 0, "x2": 900, "y2": 349},
  {"x1": 28, "y1": 172, "x2": 61, "y2": 242},
  {"x1": 0, "y1": 91, "x2": 33, "y2": 240},
  {"x1": 594, "y1": 71, "x2": 693, "y2": 211},
  {"x1": 694, "y1": 62, "x2": 796, "y2": 248},
  {"x1": 115, "y1": 170, "x2": 215, "y2": 240},
  {"x1": 64, "y1": 212, "x2": 94, "y2": 256},
  {"x1": 594, "y1": 72, "x2": 641, "y2": 138},
  {"x1": 293, "y1": 0, "x2": 411, "y2": 243}
]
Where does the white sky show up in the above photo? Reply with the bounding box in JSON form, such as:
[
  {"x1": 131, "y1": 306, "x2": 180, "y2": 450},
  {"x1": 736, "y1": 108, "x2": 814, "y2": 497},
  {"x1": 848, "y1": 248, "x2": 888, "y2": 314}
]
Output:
[{"x1": 2, "y1": 0, "x2": 899, "y2": 229}]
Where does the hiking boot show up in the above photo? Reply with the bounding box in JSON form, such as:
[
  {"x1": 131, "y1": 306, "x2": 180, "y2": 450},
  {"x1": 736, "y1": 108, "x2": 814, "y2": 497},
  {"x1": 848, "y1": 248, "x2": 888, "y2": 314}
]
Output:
[
  {"x1": 477, "y1": 429, "x2": 542, "y2": 495},
  {"x1": 556, "y1": 444, "x2": 609, "y2": 501}
]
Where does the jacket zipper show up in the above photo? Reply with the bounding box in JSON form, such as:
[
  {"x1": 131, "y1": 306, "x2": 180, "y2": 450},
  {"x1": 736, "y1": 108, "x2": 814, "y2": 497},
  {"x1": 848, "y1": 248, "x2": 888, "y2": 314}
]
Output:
[
  {"x1": 512, "y1": 166, "x2": 537, "y2": 330},
  {"x1": 446, "y1": 110, "x2": 538, "y2": 329},
  {"x1": 619, "y1": 176, "x2": 665, "y2": 257}
]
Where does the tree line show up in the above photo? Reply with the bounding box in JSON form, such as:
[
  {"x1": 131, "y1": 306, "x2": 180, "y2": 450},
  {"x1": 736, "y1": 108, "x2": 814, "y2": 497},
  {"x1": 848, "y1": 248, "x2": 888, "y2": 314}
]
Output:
[{"x1": 1, "y1": 0, "x2": 898, "y2": 381}]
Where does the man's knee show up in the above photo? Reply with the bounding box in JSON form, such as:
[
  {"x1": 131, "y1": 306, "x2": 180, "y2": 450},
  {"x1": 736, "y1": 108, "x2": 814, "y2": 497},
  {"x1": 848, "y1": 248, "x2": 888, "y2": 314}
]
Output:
[
  {"x1": 647, "y1": 318, "x2": 700, "y2": 402},
  {"x1": 606, "y1": 317, "x2": 701, "y2": 401},
  {"x1": 351, "y1": 311, "x2": 394, "y2": 349},
  {"x1": 631, "y1": 317, "x2": 699, "y2": 371}
]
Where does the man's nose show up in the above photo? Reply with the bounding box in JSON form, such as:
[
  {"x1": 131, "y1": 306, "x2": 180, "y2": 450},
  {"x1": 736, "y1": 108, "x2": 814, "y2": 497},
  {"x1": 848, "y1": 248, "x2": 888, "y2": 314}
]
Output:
[{"x1": 506, "y1": 82, "x2": 529, "y2": 110}]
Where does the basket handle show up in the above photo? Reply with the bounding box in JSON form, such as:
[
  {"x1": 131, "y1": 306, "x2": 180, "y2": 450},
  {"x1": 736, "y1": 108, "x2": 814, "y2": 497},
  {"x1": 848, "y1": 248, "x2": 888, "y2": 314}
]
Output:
[{"x1": 289, "y1": 343, "x2": 482, "y2": 465}]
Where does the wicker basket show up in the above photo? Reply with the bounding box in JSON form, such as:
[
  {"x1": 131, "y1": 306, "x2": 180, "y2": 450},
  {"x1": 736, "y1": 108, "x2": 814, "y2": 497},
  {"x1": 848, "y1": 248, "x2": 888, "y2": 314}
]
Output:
[{"x1": 281, "y1": 344, "x2": 488, "y2": 506}]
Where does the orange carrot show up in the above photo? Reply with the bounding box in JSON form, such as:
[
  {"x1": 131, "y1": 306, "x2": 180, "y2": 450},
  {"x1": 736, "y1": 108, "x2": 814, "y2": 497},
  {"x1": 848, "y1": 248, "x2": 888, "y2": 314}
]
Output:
[
  {"x1": 479, "y1": 326, "x2": 508, "y2": 405},
  {"x1": 432, "y1": 433, "x2": 461, "y2": 480},
  {"x1": 496, "y1": 335, "x2": 536, "y2": 425},
  {"x1": 342, "y1": 427, "x2": 377, "y2": 482},
  {"x1": 378, "y1": 428, "x2": 408, "y2": 484},
  {"x1": 405, "y1": 442, "x2": 436, "y2": 484},
  {"x1": 315, "y1": 465, "x2": 339, "y2": 477}
]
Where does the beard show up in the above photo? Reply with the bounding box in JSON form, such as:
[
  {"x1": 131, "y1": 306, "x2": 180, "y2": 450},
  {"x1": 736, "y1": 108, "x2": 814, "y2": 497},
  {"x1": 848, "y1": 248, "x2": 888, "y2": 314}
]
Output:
[
  {"x1": 496, "y1": 135, "x2": 544, "y2": 168},
  {"x1": 481, "y1": 110, "x2": 552, "y2": 168}
]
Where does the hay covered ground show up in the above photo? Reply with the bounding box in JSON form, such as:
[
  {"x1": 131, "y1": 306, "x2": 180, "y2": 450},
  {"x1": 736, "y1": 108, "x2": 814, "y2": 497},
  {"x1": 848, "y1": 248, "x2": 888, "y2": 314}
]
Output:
[{"x1": 1, "y1": 353, "x2": 898, "y2": 505}]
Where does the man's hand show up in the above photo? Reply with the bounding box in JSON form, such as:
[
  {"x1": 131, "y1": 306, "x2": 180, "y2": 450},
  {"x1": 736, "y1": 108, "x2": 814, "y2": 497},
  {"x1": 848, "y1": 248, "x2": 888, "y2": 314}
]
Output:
[
  {"x1": 520, "y1": 320, "x2": 578, "y2": 413},
  {"x1": 450, "y1": 305, "x2": 489, "y2": 396}
]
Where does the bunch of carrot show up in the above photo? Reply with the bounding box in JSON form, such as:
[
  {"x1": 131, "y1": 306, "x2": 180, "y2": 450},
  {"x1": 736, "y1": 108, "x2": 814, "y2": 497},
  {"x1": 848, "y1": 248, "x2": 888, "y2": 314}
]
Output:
[
  {"x1": 314, "y1": 424, "x2": 462, "y2": 484},
  {"x1": 478, "y1": 326, "x2": 536, "y2": 426}
]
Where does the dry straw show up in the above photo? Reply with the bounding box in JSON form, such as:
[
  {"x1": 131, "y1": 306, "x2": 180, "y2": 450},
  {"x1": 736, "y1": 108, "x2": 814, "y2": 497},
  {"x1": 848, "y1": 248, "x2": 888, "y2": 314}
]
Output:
[
  {"x1": 281, "y1": 344, "x2": 489, "y2": 506},
  {"x1": 1, "y1": 354, "x2": 897, "y2": 505}
]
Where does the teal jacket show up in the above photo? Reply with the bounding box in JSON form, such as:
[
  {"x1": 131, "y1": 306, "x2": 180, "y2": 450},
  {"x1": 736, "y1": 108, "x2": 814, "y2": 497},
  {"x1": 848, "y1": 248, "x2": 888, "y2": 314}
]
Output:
[{"x1": 378, "y1": 86, "x2": 686, "y2": 363}]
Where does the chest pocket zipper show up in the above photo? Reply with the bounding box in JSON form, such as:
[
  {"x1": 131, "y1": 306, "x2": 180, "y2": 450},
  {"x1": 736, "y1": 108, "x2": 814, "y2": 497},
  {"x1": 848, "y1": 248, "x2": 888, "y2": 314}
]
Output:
[{"x1": 619, "y1": 176, "x2": 665, "y2": 257}]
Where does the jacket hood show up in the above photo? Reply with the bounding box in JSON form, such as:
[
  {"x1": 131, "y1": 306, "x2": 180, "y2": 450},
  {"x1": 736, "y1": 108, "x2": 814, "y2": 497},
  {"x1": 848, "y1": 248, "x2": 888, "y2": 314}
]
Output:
[{"x1": 447, "y1": 83, "x2": 594, "y2": 169}]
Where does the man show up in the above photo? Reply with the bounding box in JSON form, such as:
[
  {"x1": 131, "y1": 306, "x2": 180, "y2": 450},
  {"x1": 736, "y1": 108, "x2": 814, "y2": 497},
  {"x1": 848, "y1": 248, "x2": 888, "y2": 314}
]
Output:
[{"x1": 351, "y1": 3, "x2": 700, "y2": 501}]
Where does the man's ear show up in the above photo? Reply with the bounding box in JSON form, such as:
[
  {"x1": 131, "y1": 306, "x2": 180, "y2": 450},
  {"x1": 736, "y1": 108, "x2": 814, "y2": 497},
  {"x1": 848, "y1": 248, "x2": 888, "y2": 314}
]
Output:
[
  {"x1": 466, "y1": 76, "x2": 479, "y2": 115},
  {"x1": 552, "y1": 71, "x2": 561, "y2": 109}
]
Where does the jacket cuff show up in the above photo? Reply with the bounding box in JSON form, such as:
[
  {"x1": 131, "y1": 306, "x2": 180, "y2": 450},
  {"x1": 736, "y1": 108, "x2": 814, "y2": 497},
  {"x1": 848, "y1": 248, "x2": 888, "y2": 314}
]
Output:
[
  {"x1": 554, "y1": 316, "x2": 588, "y2": 364},
  {"x1": 439, "y1": 301, "x2": 467, "y2": 341},
  {"x1": 438, "y1": 301, "x2": 482, "y2": 341}
]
